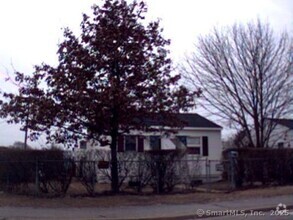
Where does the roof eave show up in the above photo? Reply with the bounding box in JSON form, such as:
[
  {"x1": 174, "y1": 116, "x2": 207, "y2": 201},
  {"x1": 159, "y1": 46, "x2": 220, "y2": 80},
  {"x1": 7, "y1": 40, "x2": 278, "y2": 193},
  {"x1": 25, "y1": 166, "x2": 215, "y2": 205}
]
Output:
[{"x1": 149, "y1": 126, "x2": 222, "y2": 131}]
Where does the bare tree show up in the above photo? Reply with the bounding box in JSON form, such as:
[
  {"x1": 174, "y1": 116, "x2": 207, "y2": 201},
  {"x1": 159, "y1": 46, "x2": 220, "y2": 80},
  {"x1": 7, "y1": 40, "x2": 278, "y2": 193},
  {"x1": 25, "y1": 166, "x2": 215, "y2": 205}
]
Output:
[{"x1": 182, "y1": 20, "x2": 293, "y2": 148}]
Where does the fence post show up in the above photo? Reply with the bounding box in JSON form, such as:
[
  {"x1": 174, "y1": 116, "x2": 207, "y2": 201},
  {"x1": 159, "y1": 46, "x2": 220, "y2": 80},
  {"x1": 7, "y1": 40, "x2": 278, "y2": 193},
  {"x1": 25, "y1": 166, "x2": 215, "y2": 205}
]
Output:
[
  {"x1": 228, "y1": 151, "x2": 238, "y2": 189},
  {"x1": 205, "y1": 159, "x2": 211, "y2": 192},
  {"x1": 92, "y1": 161, "x2": 96, "y2": 194},
  {"x1": 6, "y1": 164, "x2": 9, "y2": 192},
  {"x1": 35, "y1": 158, "x2": 39, "y2": 195},
  {"x1": 156, "y1": 160, "x2": 159, "y2": 193},
  {"x1": 137, "y1": 158, "x2": 141, "y2": 193}
]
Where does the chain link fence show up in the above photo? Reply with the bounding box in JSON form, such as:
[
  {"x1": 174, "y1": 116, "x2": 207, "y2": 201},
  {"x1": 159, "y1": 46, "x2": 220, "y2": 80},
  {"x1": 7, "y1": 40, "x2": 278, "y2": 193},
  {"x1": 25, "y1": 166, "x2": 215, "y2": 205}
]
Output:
[
  {"x1": 1, "y1": 154, "x2": 290, "y2": 196},
  {"x1": 1, "y1": 146, "x2": 292, "y2": 196},
  {"x1": 0, "y1": 156, "x2": 226, "y2": 195}
]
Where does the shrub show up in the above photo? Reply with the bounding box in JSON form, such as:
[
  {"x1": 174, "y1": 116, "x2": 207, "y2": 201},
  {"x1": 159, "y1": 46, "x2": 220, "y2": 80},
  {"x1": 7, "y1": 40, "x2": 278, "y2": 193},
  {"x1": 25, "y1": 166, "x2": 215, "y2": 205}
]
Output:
[
  {"x1": 38, "y1": 158, "x2": 75, "y2": 195},
  {"x1": 75, "y1": 160, "x2": 97, "y2": 195},
  {"x1": 126, "y1": 153, "x2": 152, "y2": 193},
  {"x1": 147, "y1": 150, "x2": 182, "y2": 193}
]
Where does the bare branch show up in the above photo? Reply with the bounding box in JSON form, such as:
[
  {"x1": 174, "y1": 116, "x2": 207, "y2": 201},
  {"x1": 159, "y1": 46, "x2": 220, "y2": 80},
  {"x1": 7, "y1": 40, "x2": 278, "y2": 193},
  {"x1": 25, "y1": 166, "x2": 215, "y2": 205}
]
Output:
[{"x1": 182, "y1": 19, "x2": 293, "y2": 148}]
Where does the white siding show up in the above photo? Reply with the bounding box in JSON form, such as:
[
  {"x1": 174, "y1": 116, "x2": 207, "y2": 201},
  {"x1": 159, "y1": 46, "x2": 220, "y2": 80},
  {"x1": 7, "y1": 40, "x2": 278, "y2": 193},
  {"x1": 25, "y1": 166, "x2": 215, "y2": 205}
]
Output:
[{"x1": 75, "y1": 128, "x2": 223, "y2": 161}]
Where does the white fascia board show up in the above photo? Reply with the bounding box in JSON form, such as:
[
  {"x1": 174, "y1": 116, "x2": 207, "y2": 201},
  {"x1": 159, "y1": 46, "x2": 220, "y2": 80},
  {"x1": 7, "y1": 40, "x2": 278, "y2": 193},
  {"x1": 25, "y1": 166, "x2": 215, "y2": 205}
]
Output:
[
  {"x1": 120, "y1": 126, "x2": 222, "y2": 136},
  {"x1": 183, "y1": 127, "x2": 222, "y2": 131},
  {"x1": 148, "y1": 126, "x2": 222, "y2": 131}
]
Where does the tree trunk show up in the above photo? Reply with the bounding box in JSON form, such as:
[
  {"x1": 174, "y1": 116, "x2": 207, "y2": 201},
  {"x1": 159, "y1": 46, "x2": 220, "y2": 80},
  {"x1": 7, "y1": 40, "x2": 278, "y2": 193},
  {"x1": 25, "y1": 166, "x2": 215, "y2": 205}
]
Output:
[
  {"x1": 110, "y1": 130, "x2": 119, "y2": 193},
  {"x1": 109, "y1": 60, "x2": 121, "y2": 193}
]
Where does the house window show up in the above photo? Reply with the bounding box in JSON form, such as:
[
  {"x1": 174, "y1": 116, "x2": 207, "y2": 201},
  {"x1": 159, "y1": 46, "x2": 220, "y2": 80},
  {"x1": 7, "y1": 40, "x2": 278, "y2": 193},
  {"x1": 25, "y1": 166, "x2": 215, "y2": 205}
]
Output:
[
  {"x1": 186, "y1": 136, "x2": 207, "y2": 156},
  {"x1": 80, "y1": 140, "x2": 87, "y2": 149},
  {"x1": 125, "y1": 136, "x2": 137, "y2": 151},
  {"x1": 118, "y1": 135, "x2": 144, "y2": 152},
  {"x1": 278, "y1": 142, "x2": 284, "y2": 149},
  {"x1": 187, "y1": 137, "x2": 201, "y2": 146},
  {"x1": 150, "y1": 136, "x2": 161, "y2": 150}
]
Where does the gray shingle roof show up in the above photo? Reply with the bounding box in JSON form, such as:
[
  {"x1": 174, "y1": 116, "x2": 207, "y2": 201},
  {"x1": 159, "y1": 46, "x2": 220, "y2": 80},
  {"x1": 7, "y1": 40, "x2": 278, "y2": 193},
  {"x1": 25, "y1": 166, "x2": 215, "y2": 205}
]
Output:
[
  {"x1": 270, "y1": 118, "x2": 293, "y2": 129},
  {"x1": 178, "y1": 113, "x2": 222, "y2": 128},
  {"x1": 144, "y1": 113, "x2": 222, "y2": 128}
]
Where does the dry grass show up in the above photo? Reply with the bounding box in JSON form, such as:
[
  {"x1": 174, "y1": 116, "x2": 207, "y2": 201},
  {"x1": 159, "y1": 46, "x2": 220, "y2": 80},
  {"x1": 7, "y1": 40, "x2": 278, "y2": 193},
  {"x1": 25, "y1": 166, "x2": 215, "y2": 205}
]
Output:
[{"x1": 0, "y1": 183, "x2": 292, "y2": 208}]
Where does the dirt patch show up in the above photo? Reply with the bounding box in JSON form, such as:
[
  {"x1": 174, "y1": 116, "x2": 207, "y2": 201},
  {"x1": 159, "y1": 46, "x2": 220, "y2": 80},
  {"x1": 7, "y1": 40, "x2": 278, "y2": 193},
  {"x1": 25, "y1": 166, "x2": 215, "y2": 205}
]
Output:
[{"x1": 0, "y1": 185, "x2": 292, "y2": 208}]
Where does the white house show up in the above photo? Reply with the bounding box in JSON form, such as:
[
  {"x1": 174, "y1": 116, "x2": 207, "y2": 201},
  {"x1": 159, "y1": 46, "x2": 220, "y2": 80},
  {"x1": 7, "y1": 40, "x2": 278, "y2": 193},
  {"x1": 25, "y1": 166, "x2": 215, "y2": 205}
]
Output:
[
  {"x1": 75, "y1": 113, "x2": 223, "y2": 181},
  {"x1": 267, "y1": 118, "x2": 293, "y2": 148},
  {"x1": 77, "y1": 113, "x2": 222, "y2": 160},
  {"x1": 116, "y1": 113, "x2": 222, "y2": 160}
]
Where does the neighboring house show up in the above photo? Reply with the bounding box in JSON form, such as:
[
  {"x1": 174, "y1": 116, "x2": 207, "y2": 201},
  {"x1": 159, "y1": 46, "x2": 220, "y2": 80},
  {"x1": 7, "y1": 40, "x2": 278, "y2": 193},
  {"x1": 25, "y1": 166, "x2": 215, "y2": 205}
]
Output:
[
  {"x1": 267, "y1": 118, "x2": 293, "y2": 148},
  {"x1": 229, "y1": 118, "x2": 293, "y2": 148}
]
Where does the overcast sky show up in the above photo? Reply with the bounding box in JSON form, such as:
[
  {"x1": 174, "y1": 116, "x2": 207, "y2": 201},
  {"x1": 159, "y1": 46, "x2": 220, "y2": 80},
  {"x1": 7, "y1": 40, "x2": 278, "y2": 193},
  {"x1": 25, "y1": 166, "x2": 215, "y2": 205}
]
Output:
[{"x1": 0, "y1": 0, "x2": 292, "y2": 147}]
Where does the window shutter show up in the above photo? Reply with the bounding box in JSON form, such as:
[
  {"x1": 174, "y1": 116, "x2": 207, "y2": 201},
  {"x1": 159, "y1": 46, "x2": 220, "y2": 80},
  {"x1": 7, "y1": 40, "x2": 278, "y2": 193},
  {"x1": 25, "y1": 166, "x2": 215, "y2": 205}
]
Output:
[
  {"x1": 137, "y1": 136, "x2": 144, "y2": 152},
  {"x1": 202, "y1": 136, "x2": 209, "y2": 156},
  {"x1": 117, "y1": 136, "x2": 124, "y2": 152}
]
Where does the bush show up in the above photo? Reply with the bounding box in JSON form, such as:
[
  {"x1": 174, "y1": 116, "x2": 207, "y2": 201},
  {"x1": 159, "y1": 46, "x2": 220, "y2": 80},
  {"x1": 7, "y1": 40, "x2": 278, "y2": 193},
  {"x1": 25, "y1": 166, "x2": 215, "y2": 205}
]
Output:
[
  {"x1": 38, "y1": 158, "x2": 75, "y2": 195},
  {"x1": 75, "y1": 160, "x2": 97, "y2": 195},
  {"x1": 96, "y1": 151, "x2": 140, "y2": 191},
  {"x1": 126, "y1": 153, "x2": 152, "y2": 193},
  {"x1": 147, "y1": 150, "x2": 182, "y2": 193}
]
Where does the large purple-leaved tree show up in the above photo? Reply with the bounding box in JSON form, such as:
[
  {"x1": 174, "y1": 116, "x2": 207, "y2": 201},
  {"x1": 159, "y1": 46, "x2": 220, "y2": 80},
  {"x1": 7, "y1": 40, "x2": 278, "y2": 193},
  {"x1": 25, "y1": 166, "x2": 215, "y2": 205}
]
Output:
[{"x1": 1, "y1": 0, "x2": 195, "y2": 192}]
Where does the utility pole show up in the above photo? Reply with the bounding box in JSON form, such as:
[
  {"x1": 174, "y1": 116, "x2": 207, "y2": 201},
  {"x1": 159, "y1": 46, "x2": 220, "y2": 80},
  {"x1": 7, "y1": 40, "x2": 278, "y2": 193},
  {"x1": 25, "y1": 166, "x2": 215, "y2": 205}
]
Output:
[
  {"x1": 23, "y1": 98, "x2": 30, "y2": 150},
  {"x1": 24, "y1": 116, "x2": 28, "y2": 150}
]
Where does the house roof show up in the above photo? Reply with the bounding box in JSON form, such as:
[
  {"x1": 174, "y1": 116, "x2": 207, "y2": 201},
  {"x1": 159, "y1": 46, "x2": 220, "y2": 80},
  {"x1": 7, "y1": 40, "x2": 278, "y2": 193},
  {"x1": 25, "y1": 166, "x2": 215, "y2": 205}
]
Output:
[
  {"x1": 143, "y1": 113, "x2": 222, "y2": 129},
  {"x1": 269, "y1": 118, "x2": 293, "y2": 129}
]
